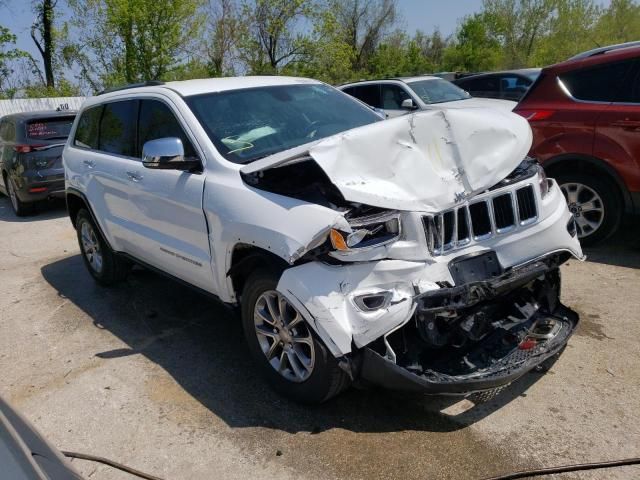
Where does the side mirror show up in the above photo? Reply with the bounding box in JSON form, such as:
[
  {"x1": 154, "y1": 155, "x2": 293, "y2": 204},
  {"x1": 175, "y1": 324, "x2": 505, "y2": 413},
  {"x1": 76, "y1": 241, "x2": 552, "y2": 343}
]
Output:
[
  {"x1": 401, "y1": 98, "x2": 417, "y2": 110},
  {"x1": 142, "y1": 137, "x2": 200, "y2": 172}
]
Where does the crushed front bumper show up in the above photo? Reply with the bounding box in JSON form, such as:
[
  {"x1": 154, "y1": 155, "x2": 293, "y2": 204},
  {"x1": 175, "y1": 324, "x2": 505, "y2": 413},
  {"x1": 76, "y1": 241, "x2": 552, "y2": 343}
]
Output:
[{"x1": 360, "y1": 303, "x2": 577, "y2": 395}]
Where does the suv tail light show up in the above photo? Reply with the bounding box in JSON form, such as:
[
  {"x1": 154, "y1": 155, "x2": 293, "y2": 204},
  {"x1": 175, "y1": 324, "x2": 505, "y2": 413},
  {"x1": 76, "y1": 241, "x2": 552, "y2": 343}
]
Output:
[
  {"x1": 13, "y1": 144, "x2": 46, "y2": 153},
  {"x1": 514, "y1": 109, "x2": 555, "y2": 121}
]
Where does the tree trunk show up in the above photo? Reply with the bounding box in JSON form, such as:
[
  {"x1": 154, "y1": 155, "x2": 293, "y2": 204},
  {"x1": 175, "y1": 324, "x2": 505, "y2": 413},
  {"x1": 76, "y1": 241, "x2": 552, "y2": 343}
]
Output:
[{"x1": 42, "y1": 0, "x2": 54, "y2": 88}]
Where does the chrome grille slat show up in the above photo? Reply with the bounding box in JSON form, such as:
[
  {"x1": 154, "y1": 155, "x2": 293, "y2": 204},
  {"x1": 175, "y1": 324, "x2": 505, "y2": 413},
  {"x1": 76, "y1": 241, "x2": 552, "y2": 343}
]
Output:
[{"x1": 424, "y1": 183, "x2": 539, "y2": 256}]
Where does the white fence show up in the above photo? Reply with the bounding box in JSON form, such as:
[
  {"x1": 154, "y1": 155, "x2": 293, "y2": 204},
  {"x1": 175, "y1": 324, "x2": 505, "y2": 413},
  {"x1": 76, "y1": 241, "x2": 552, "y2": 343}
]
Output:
[{"x1": 0, "y1": 97, "x2": 87, "y2": 117}]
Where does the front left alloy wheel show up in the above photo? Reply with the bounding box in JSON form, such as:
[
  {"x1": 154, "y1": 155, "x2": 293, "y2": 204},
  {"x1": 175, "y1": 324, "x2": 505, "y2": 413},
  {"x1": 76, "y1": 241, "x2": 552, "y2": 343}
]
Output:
[{"x1": 241, "y1": 269, "x2": 350, "y2": 403}]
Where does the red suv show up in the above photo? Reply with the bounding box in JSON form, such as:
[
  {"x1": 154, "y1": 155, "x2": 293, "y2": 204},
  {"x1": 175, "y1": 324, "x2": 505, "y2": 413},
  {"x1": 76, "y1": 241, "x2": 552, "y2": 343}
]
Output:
[{"x1": 514, "y1": 42, "x2": 640, "y2": 245}]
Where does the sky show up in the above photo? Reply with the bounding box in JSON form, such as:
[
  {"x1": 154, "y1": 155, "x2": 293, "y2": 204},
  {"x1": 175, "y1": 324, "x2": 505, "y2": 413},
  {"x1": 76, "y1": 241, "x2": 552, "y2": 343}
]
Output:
[{"x1": 2, "y1": 0, "x2": 485, "y2": 60}]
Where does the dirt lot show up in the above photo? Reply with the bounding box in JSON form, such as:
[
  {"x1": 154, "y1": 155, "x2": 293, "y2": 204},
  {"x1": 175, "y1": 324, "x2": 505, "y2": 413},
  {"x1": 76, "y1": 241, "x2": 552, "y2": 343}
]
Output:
[{"x1": 1, "y1": 196, "x2": 639, "y2": 480}]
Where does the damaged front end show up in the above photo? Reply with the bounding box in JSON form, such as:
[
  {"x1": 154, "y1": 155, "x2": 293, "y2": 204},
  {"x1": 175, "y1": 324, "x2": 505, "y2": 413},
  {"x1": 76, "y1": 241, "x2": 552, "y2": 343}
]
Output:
[
  {"x1": 236, "y1": 107, "x2": 583, "y2": 397},
  {"x1": 360, "y1": 253, "x2": 578, "y2": 394}
]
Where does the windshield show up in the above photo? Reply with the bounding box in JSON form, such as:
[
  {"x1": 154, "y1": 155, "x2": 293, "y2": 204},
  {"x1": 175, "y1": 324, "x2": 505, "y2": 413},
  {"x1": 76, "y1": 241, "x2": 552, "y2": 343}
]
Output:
[
  {"x1": 407, "y1": 79, "x2": 471, "y2": 104},
  {"x1": 186, "y1": 84, "x2": 381, "y2": 164}
]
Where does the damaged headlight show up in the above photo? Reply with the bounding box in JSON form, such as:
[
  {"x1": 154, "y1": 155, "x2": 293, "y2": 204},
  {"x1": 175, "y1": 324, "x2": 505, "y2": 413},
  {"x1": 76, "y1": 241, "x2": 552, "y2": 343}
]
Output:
[
  {"x1": 330, "y1": 210, "x2": 401, "y2": 252},
  {"x1": 537, "y1": 164, "x2": 551, "y2": 198}
]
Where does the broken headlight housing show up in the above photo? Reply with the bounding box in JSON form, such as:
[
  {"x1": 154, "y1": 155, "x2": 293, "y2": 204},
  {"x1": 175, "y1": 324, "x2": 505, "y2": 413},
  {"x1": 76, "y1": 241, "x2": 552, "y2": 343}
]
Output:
[
  {"x1": 330, "y1": 209, "x2": 401, "y2": 252},
  {"x1": 537, "y1": 164, "x2": 551, "y2": 198}
]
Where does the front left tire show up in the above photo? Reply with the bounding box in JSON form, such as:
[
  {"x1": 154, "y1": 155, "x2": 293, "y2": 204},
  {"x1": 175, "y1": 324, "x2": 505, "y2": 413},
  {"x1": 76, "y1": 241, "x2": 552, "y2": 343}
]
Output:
[{"x1": 241, "y1": 269, "x2": 350, "y2": 404}]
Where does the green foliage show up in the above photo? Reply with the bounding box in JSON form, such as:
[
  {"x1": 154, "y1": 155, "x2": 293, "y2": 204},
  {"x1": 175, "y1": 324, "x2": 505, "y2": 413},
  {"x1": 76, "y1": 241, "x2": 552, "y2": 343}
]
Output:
[
  {"x1": 3, "y1": 0, "x2": 640, "y2": 94},
  {"x1": 0, "y1": 25, "x2": 29, "y2": 98},
  {"x1": 22, "y1": 78, "x2": 82, "y2": 98},
  {"x1": 443, "y1": 14, "x2": 502, "y2": 71},
  {"x1": 65, "y1": 0, "x2": 204, "y2": 91}
]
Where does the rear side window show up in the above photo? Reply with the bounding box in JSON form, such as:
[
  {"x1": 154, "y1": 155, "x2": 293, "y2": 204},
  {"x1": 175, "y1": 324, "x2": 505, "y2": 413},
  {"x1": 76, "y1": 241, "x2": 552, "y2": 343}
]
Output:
[
  {"x1": 345, "y1": 85, "x2": 381, "y2": 108},
  {"x1": 559, "y1": 60, "x2": 634, "y2": 102},
  {"x1": 616, "y1": 61, "x2": 640, "y2": 103},
  {"x1": 138, "y1": 100, "x2": 197, "y2": 159},
  {"x1": 74, "y1": 106, "x2": 102, "y2": 149},
  {"x1": 99, "y1": 100, "x2": 137, "y2": 157},
  {"x1": 27, "y1": 117, "x2": 74, "y2": 141},
  {"x1": 465, "y1": 76, "x2": 500, "y2": 93},
  {"x1": 0, "y1": 120, "x2": 15, "y2": 142}
]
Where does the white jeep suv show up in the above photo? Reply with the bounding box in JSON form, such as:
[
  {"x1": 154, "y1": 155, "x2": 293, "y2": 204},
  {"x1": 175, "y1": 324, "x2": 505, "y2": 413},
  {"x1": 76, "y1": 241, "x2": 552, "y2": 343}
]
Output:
[{"x1": 63, "y1": 77, "x2": 583, "y2": 403}]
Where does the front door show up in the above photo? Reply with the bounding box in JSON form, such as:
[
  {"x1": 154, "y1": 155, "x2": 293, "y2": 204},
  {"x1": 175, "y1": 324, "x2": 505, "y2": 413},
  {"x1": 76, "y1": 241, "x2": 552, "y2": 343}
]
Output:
[{"x1": 124, "y1": 98, "x2": 215, "y2": 293}]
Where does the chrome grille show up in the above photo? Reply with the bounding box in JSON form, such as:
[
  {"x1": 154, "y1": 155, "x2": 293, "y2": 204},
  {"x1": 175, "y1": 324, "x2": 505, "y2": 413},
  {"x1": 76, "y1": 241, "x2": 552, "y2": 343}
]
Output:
[{"x1": 424, "y1": 184, "x2": 538, "y2": 255}]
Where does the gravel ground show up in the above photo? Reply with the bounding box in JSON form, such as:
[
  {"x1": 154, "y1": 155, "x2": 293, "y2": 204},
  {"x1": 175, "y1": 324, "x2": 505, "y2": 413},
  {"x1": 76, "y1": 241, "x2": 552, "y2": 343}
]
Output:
[{"x1": 1, "y1": 196, "x2": 639, "y2": 480}]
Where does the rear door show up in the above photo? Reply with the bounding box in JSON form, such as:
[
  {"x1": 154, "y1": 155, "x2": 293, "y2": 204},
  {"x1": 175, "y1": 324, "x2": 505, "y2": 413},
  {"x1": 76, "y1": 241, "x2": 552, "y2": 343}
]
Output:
[
  {"x1": 68, "y1": 101, "x2": 140, "y2": 252},
  {"x1": 594, "y1": 59, "x2": 640, "y2": 194},
  {"x1": 125, "y1": 98, "x2": 214, "y2": 293}
]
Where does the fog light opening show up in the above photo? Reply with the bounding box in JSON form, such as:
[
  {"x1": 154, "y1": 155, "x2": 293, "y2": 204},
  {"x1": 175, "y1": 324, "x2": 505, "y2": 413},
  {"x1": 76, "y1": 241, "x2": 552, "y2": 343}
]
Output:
[{"x1": 354, "y1": 292, "x2": 392, "y2": 312}]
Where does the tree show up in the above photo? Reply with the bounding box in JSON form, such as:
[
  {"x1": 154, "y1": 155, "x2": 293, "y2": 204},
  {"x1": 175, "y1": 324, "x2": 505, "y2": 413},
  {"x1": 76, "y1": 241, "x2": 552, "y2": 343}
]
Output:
[
  {"x1": 205, "y1": 0, "x2": 240, "y2": 76},
  {"x1": 238, "y1": 0, "x2": 311, "y2": 74},
  {"x1": 534, "y1": 0, "x2": 601, "y2": 65},
  {"x1": 367, "y1": 30, "x2": 433, "y2": 77},
  {"x1": 329, "y1": 0, "x2": 399, "y2": 71},
  {"x1": 288, "y1": 8, "x2": 355, "y2": 83},
  {"x1": 414, "y1": 29, "x2": 447, "y2": 71},
  {"x1": 31, "y1": 0, "x2": 56, "y2": 88},
  {"x1": 482, "y1": 0, "x2": 556, "y2": 68},
  {"x1": 0, "y1": 26, "x2": 29, "y2": 98},
  {"x1": 65, "y1": 0, "x2": 204, "y2": 90},
  {"x1": 594, "y1": 0, "x2": 640, "y2": 44},
  {"x1": 443, "y1": 14, "x2": 502, "y2": 72}
]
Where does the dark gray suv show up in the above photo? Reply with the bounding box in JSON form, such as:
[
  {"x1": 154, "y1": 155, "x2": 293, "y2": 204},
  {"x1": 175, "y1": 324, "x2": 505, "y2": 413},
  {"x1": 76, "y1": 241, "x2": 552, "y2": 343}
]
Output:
[{"x1": 0, "y1": 110, "x2": 75, "y2": 216}]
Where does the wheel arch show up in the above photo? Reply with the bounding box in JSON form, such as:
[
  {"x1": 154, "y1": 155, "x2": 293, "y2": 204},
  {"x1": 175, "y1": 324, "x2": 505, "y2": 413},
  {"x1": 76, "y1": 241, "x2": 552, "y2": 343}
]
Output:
[
  {"x1": 65, "y1": 188, "x2": 115, "y2": 250},
  {"x1": 543, "y1": 154, "x2": 631, "y2": 212},
  {"x1": 226, "y1": 243, "x2": 289, "y2": 303}
]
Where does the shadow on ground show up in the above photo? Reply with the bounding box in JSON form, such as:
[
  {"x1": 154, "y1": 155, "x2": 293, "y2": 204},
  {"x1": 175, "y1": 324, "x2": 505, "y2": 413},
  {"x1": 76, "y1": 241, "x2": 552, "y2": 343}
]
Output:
[
  {"x1": 0, "y1": 196, "x2": 67, "y2": 222},
  {"x1": 41, "y1": 254, "x2": 551, "y2": 435},
  {"x1": 583, "y1": 216, "x2": 640, "y2": 269}
]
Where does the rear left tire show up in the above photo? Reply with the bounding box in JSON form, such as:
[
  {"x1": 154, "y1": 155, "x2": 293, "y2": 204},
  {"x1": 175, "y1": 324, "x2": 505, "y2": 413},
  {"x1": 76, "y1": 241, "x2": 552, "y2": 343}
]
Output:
[
  {"x1": 554, "y1": 171, "x2": 622, "y2": 246},
  {"x1": 4, "y1": 175, "x2": 34, "y2": 217},
  {"x1": 76, "y1": 209, "x2": 129, "y2": 285}
]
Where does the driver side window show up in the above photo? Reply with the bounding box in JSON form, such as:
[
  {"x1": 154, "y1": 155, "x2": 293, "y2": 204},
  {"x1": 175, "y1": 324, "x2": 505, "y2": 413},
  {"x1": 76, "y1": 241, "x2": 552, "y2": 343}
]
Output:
[
  {"x1": 381, "y1": 84, "x2": 411, "y2": 109},
  {"x1": 138, "y1": 100, "x2": 198, "y2": 159}
]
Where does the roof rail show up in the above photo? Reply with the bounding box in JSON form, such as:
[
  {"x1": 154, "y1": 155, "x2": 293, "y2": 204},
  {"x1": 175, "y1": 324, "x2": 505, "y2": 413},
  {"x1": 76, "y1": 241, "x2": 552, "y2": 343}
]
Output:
[
  {"x1": 568, "y1": 41, "x2": 640, "y2": 61},
  {"x1": 97, "y1": 80, "x2": 165, "y2": 96}
]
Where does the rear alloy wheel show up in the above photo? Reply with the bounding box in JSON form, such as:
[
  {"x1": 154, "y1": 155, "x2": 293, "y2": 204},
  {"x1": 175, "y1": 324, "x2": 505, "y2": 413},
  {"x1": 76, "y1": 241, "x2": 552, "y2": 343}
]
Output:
[
  {"x1": 241, "y1": 269, "x2": 350, "y2": 403},
  {"x1": 76, "y1": 209, "x2": 129, "y2": 285},
  {"x1": 555, "y1": 172, "x2": 622, "y2": 246},
  {"x1": 560, "y1": 182, "x2": 605, "y2": 238},
  {"x1": 4, "y1": 176, "x2": 34, "y2": 216}
]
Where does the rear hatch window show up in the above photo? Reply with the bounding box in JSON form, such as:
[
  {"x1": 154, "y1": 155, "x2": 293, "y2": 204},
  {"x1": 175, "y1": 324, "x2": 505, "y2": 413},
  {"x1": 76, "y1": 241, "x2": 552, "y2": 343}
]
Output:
[{"x1": 26, "y1": 117, "x2": 74, "y2": 141}]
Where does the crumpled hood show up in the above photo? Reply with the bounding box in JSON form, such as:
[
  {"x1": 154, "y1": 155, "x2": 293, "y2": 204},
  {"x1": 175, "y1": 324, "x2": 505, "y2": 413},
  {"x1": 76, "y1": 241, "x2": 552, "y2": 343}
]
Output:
[{"x1": 242, "y1": 108, "x2": 533, "y2": 212}]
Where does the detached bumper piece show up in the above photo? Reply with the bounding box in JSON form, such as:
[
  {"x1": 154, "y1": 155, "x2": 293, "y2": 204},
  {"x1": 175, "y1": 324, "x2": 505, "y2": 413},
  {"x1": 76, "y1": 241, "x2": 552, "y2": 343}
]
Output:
[{"x1": 359, "y1": 253, "x2": 578, "y2": 395}]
